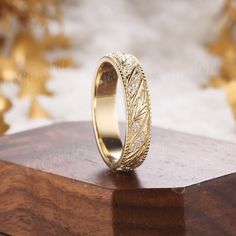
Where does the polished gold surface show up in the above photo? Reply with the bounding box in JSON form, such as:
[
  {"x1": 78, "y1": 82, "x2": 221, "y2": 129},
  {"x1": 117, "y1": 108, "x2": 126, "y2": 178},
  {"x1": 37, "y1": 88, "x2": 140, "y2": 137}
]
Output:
[{"x1": 92, "y1": 53, "x2": 152, "y2": 171}]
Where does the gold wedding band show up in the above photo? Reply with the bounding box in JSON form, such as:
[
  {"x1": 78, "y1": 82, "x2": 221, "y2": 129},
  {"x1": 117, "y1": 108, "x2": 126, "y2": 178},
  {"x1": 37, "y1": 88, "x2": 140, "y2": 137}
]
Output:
[{"x1": 92, "y1": 52, "x2": 151, "y2": 171}]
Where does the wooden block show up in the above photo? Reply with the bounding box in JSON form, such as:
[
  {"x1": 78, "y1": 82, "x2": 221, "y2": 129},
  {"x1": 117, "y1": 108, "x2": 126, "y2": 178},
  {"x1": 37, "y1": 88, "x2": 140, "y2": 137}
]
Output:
[{"x1": 0, "y1": 121, "x2": 235, "y2": 236}]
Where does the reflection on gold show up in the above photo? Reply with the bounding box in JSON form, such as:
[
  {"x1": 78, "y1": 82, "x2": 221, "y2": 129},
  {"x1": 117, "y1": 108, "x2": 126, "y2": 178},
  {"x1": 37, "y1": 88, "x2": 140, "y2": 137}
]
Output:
[{"x1": 208, "y1": 0, "x2": 236, "y2": 119}]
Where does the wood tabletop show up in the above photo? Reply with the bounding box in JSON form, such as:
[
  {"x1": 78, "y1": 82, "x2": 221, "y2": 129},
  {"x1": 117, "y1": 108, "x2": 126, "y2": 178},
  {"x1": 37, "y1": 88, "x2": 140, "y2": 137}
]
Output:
[
  {"x1": 0, "y1": 122, "x2": 235, "y2": 236},
  {"x1": 0, "y1": 121, "x2": 235, "y2": 189}
]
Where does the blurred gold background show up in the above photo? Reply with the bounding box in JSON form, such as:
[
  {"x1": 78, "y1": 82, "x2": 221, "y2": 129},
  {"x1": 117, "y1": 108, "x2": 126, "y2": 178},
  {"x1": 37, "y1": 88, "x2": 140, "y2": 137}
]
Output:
[
  {"x1": 208, "y1": 0, "x2": 236, "y2": 119},
  {"x1": 0, "y1": 0, "x2": 235, "y2": 139},
  {"x1": 0, "y1": 0, "x2": 76, "y2": 134}
]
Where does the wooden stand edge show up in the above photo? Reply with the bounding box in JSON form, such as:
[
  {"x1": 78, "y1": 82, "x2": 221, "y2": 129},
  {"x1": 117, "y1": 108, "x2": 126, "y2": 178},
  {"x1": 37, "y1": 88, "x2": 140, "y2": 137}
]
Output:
[{"x1": 0, "y1": 122, "x2": 235, "y2": 236}]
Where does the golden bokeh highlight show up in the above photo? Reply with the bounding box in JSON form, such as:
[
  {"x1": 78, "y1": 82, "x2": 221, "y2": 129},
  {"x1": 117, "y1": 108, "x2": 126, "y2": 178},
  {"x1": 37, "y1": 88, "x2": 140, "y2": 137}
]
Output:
[
  {"x1": 0, "y1": 0, "x2": 76, "y2": 135},
  {"x1": 208, "y1": 0, "x2": 236, "y2": 119}
]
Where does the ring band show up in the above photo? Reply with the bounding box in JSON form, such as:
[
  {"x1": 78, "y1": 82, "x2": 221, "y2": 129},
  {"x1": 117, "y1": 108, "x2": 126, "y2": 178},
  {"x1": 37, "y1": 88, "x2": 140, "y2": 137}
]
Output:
[{"x1": 92, "y1": 52, "x2": 151, "y2": 171}]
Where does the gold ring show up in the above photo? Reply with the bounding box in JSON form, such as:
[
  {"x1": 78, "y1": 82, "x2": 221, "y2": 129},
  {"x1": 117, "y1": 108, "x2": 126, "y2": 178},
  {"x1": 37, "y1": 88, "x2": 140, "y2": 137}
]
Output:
[{"x1": 92, "y1": 52, "x2": 152, "y2": 171}]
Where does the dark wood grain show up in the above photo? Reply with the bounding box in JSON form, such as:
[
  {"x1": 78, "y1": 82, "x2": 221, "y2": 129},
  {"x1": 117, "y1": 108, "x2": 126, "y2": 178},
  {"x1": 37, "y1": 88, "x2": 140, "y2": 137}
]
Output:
[{"x1": 0, "y1": 122, "x2": 235, "y2": 236}]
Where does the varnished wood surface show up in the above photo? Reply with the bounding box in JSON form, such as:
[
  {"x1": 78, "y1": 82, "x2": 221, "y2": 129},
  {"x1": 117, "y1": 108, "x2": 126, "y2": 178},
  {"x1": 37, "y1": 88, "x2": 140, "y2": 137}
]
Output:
[
  {"x1": 0, "y1": 122, "x2": 235, "y2": 236},
  {"x1": 0, "y1": 122, "x2": 235, "y2": 188}
]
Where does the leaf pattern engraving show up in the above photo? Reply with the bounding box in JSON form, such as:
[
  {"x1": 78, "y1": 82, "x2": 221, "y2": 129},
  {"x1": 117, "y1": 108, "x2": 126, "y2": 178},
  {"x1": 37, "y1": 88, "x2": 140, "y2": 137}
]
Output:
[
  {"x1": 124, "y1": 60, "x2": 151, "y2": 169},
  {"x1": 109, "y1": 53, "x2": 151, "y2": 170}
]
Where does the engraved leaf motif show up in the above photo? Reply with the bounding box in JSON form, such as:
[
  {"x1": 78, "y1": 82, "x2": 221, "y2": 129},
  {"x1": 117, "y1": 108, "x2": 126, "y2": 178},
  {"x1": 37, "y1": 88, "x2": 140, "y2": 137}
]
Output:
[
  {"x1": 108, "y1": 53, "x2": 151, "y2": 170},
  {"x1": 131, "y1": 86, "x2": 148, "y2": 123}
]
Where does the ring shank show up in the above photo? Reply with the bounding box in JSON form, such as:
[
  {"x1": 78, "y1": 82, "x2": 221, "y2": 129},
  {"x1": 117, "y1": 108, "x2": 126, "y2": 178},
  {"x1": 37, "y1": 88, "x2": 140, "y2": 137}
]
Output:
[
  {"x1": 93, "y1": 61, "x2": 124, "y2": 165},
  {"x1": 93, "y1": 53, "x2": 151, "y2": 171}
]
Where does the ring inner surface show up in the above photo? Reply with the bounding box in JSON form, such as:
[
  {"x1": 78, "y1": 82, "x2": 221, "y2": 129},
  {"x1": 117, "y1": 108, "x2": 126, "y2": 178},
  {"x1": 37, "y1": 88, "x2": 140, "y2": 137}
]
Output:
[{"x1": 94, "y1": 62, "x2": 123, "y2": 164}]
